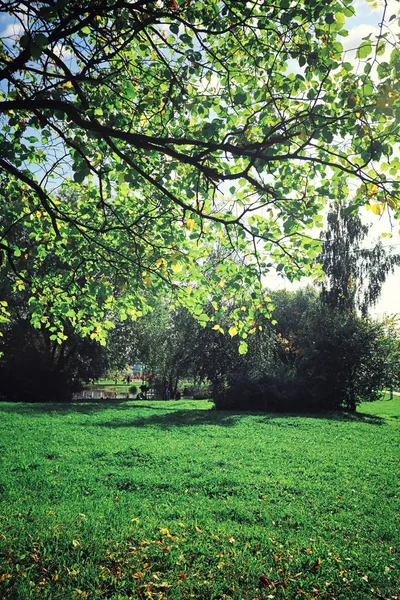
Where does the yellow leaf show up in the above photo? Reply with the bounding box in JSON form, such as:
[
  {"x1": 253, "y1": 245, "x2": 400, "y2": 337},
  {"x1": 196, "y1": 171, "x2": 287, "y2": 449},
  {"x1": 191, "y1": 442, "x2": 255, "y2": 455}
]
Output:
[
  {"x1": 171, "y1": 261, "x2": 182, "y2": 274},
  {"x1": 371, "y1": 203, "x2": 382, "y2": 215},
  {"x1": 228, "y1": 326, "x2": 238, "y2": 337},
  {"x1": 143, "y1": 276, "x2": 152, "y2": 287},
  {"x1": 186, "y1": 218, "x2": 195, "y2": 230},
  {"x1": 212, "y1": 324, "x2": 224, "y2": 334},
  {"x1": 387, "y1": 198, "x2": 397, "y2": 209}
]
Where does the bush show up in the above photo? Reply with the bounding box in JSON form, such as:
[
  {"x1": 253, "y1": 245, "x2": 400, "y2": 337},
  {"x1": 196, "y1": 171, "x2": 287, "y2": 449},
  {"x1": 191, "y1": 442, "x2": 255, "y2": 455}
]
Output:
[
  {"x1": 182, "y1": 385, "x2": 212, "y2": 400},
  {"x1": 213, "y1": 373, "x2": 319, "y2": 412},
  {"x1": 213, "y1": 296, "x2": 391, "y2": 413}
]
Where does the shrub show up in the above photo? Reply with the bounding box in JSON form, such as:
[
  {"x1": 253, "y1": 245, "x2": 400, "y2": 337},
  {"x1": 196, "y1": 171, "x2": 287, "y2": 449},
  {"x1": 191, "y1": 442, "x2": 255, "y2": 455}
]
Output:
[
  {"x1": 183, "y1": 385, "x2": 212, "y2": 400},
  {"x1": 213, "y1": 373, "x2": 318, "y2": 412}
]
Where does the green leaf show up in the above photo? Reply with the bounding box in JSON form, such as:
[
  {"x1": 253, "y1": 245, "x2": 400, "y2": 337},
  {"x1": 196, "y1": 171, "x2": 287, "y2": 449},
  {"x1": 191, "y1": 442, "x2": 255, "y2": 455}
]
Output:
[
  {"x1": 234, "y1": 91, "x2": 247, "y2": 105},
  {"x1": 33, "y1": 34, "x2": 48, "y2": 48},
  {"x1": 356, "y1": 41, "x2": 372, "y2": 59},
  {"x1": 238, "y1": 340, "x2": 248, "y2": 355}
]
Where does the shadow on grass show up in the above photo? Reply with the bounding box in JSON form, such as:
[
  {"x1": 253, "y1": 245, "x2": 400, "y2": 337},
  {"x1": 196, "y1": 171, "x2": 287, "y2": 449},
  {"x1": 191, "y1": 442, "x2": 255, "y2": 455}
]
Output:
[
  {"x1": 0, "y1": 399, "x2": 216, "y2": 418},
  {"x1": 0, "y1": 399, "x2": 136, "y2": 416},
  {"x1": 0, "y1": 401, "x2": 385, "y2": 427},
  {"x1": 94, "y1": 408, "x2": 240, "y2": 428},
  {"x1": 326, "y1": 411, "x2": 385, "y2": 425},
  {"x1": 93, "y1": 409, "x2": 385, "y2": 429},
  {"x1": 252, "y1": 410, "x2": 385, "y2": 426}
]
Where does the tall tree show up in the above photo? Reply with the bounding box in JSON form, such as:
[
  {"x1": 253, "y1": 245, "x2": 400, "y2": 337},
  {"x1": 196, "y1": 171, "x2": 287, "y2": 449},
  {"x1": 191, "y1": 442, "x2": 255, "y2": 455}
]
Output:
[
  {"x1": 320, "y1": 198, "x2": 400, "y2": 316},
  {"x1": 0, "y1": 1, "x2": 399, "y2": 343}
]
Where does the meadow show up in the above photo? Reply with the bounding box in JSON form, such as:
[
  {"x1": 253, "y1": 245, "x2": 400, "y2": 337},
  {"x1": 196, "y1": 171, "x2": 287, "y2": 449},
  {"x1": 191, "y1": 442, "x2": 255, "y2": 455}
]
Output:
[{"x1": 0, "y1": 397, "x2": 399, "y2": 600}]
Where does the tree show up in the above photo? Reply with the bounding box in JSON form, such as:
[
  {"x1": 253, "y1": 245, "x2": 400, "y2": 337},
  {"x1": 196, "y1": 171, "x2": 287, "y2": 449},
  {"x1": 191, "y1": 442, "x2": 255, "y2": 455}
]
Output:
[
  {"x1": 376, "y1": 315, "x2": 400, "y2": 398},
  {"x1": 210, "y1": 288, "x2": 395, "y2": 412},
  {"x1": 294, "y1": 305, "x2": 386, "y2": 411},
  {"x1": 0, "y1": 1, "x2": 399, "y2": 344},
  {"x1": 320, "y1": 197, "x2": 400, "y2": 316},
  {"x1": 0, "y1": 201, "x2": 109, "y2": 401},
  {"x1": 0, "y1": 311, "x2": 108, "y2": 402},
  {"x1": 107, "y1": 302, "x2": 200, "y2": 397}
]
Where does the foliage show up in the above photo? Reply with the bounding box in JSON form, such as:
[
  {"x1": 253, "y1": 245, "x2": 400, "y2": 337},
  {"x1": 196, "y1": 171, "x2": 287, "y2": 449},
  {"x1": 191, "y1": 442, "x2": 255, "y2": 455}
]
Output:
[
  {"x1": 182, "y1": 384, "x2": 212, "y2": 400},
  {"x1": 212, "y1": 288, "x2": 395, "y2": 411},
  {"x1": 108, "y1": 303, "x2": 201, "y2": 398},
  {"x1": 294, "y1": 304, "x2": 389, "y2": 411},
  {"x1": 0, "y1": 317, "x2": 108, "y2": 402},
  {"x1": 0, "y1": 398, "x2": 399, "y2": 599},
  {"x1": 0, "y1": 1, "x2": 399, "y2": 342},
  {"x1": 188, "y1": 297, "x2": 277, "y2": 396},
  {"x1": 376, "y1": 315, "x2": 400, "y2": 396},
  {"x1": 319, "y1": 198, "x2": 400, "y2": 316},
  {"x1": 0, "y1": 201, "x2": 108, "y2": 400},
  {"x1": 0, "y1": 273, "x2": 107, "y2": 402}
]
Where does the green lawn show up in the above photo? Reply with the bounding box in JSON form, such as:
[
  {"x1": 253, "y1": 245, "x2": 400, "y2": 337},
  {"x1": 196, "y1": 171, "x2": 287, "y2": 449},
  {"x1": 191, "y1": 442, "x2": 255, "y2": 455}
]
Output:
[{"x1": 0, "y1": 398, "x2": 399, "y2": 600}]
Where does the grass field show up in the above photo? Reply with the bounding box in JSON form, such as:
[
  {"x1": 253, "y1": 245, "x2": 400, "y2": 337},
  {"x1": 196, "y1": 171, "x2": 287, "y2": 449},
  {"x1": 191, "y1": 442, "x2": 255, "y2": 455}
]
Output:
[{"x1": 0, "y1": 397, "x2": 399, "y2": 600}]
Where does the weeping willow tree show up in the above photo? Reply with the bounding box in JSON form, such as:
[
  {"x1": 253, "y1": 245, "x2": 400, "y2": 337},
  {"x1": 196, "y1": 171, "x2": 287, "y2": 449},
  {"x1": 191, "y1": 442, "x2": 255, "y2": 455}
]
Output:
[{"x1": 320, "y1": 198, "x2": 400, "y2": 316}]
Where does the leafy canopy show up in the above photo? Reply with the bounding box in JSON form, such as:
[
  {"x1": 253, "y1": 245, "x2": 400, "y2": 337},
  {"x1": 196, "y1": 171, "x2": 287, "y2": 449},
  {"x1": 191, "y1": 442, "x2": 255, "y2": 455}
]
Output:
[{"x1": 0, "y1": 0, "x2": 399, "y2": 342}]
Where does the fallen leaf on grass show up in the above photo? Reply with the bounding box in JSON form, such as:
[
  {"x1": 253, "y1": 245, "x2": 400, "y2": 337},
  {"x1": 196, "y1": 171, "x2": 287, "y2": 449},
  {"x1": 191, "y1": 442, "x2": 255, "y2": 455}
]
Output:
[
  {"x1": 311, "y1": 558, "x2": 321, "y2": 571},
  {"x1": 259, "y1": 575, "x2": 273, "y2": 587},
  {"x1": 159, "y1": 527, "x2": 179, "y2": 540},
  {"x1": 134, "y1": 571, "x2": 145, "y2": 580}
]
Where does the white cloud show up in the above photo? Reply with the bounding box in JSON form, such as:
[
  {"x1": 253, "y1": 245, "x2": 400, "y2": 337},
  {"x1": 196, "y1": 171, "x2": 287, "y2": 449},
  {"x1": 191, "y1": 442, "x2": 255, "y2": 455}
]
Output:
[
  {"x1": 53, "y1": 44, "x2": 74, "y2": 61},
  {"x1": 354, "y1": 0, "x2": 400, "y2": 16},
  {"x1": 343, "y1": 23, "x2": 380, "y2": 54},
  {"x1": 343, "y1": 20, "x2": 398, "y2": 81},
  {"x1": 1, "y1": 22, "x2": 24, "y2": 39}
]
